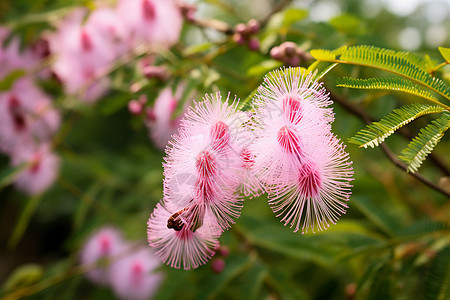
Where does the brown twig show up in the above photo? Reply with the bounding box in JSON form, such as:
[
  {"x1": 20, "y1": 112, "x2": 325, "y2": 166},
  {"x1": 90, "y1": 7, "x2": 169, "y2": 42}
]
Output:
[{"x1": 189, "y1": 0, "x2": 292, "y2": 35}]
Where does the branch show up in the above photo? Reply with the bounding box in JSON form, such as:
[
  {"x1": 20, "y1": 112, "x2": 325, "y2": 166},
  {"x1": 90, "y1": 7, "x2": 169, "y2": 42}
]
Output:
[
  {"x1": 189, "y1": 0, "x2": 292, "y2": 35},
  {"x1": 329, "y1": 90, "x2": 450, "y2": 198}
]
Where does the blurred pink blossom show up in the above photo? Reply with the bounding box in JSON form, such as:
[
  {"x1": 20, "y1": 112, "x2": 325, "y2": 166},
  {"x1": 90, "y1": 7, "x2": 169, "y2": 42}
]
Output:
[
  {"x1": 0, "y1": 28, "x2": 39, "y2": 79},
  {"x1": 0, "y1": 79, "x2": 60, "y2": 154},
  {"x1": 11, "y1": 143, "x2": 60, "y2": 195},
  {"x1": 47, "y1": 9, "x2": 119, "y2": 103},
  {"x1": 117, "y1": 0, "x2": 183, "y2": 48},
  {"x1": 145, "y1": 85, "x2": 189, "y2": 150},
  {"x1": 80, "y1": 227, "x2": 126, "y2": 286},
  {"x1": 110, "y1": 247, "x2": 163, "y2": 300}
]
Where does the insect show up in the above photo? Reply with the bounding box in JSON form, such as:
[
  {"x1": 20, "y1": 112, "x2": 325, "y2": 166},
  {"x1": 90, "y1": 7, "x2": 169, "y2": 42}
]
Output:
[{"x1": 167, "y1": 210, "x2": 184, "y2": 231}]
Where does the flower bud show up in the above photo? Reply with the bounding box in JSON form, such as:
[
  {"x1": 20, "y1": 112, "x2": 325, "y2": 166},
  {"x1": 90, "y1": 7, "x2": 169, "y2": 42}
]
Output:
[
  {"x1": 235, "y1": 23, "x2": 247, "y2": 35},
  {"x1": 247, "y1": 37, "x2": 260, "y2": 51},
  {"x1": 233, "y1": 33, "x2": 246, "y2": 45},
  {"x1": 128, "y1": 100, "x2": 143, "y2": 115},
  {"x1": 270, "y1": 46, "x2": 283, "y2": 60},
  {"x1": 247, "y1": 19, "x2": 260, "y2": 33},
  {"x1": 219, "y1": 246, "x2": 230, "y2": 257},
  {"x1": 281, "y1": 41, "x2": 297, "y2": 57},
  {"x1": 211, "y1": 258, "x2": 225, "y2": 274}
]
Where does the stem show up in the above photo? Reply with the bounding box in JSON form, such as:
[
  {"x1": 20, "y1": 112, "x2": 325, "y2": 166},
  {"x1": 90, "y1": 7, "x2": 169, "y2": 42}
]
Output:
[
  {"x1": 8, "y1": 194, "x2": 43, "y2": 249},
  {"x1": 430, "y1": 61, "x2": 449, "y2": 74}
]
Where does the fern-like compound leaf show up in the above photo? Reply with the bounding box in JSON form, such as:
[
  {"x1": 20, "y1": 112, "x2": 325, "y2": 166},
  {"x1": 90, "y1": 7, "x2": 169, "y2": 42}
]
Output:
[
  {"x1": 310, "y1": 49, "x2": 337, "y2": 61},
  {"x1": 349, "y1": 103, "x2": 445, "y2": 148},
  {"x1": 399, "y1": 112, "x2": 450, "y2": 173},
  {"x1": 338, "y1": 46, "x2": 450, "y2": 100},
  {"x1": 336, "y1": 77, "x2": 440, "y2": 103}
]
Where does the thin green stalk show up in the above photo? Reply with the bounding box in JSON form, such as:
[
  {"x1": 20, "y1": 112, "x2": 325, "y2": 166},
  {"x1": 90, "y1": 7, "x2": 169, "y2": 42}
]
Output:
[{"x1": 8, "y1": 194, "x2": 43, "y2": 249}]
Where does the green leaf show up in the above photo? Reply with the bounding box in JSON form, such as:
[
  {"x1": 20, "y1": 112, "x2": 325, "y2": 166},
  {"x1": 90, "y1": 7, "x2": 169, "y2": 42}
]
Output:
[
  {"x1": 395, "y1": 219, "x2": 450, "y2": 238},
  {"x1": 282, "y1": 8, "x2": 308, "y2": 27},
  {"x1": 0, "y1": 163, "x2": 28, "y2": 191},
  {"x1": 352, "y1": 196, "x2": 402, "y2": 237},
  {"x1": 0, "y1": 69, "x2": 26, "y2": 91},
  {"x1": 338, "y1": 46, "x2": 449, "y2": 99},
  {"x1": 310, "y1": 49, "x2": 337, "y2": 61},
  {"x1": 247, "y1": 60, "x2": 283, "y2": 77},
  {"x1": 423, "y1": 246, "x2": 450, "y2": 300},
  {"x1": 238, "y1": 85, "x2": 259, "y2": 111},
  {"x1": 329, "y1": 13, "x2": 365, "y2": 35},
  {"x1": 367, "y1": 264, "x2": 394, "y2": 300},
  {"x1": 2, "y1": 264, "x2": 43, "y2": 292},
  {"x1": 337, "y1": 77, "x2": 441, "y2": 103},
  {"x1": 348, "y1": 103, "x2": 445, "y2": 148},
  {"x1": 399, "y1": 112, "x2": 450, "y2": 173},
  {"x1": 183, "y1": 42, "x2": 216, "y2": 56},
  {"x1": 310, "y1": 45, "x2": 348, "y2": 62},
  {"x1": 438, "y1": 47, "x2": 450, "y2": 63}
]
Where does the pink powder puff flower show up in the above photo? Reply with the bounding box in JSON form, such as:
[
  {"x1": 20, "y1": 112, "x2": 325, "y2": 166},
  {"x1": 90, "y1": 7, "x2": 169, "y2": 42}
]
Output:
[
  {"x1": 80, "y1": 226, "x2": 126, "y2": 286},
  {"x1": 47, "y1": 9, "x2": 118, "y2": 103},
  {"x1": 147, "y1": 201, "x2": 221, "y2": 270},
  {"x1": 163, "y1": 93, "x2": 247, "y2": 230},
  {"x1": 248, "y1": 67, "x2": 353, "y2": 233},
  {"x1": 266, "y1": 134, "x2": 354, "y2": 234},
  {"x1": 257, "y1": 68, "x2": 335, "y2": 124},
  {"x1": 145, "y1": 85, "x2": 189, "y2": 150},
  {"x1": 84, "y1": 8, "x2": 130, "y2": 57},
  {"x1": 117, "y1": 0, "x2": 183, "y2": 48},
  {"x1": 110, "y1": 247, "x2": 163, "y2": 300},
  {"x1": 11, "y1": 143, "x2": 60, "y2": 195},
  {"x1": 249, "y1": 89, "x2": 332, "y2": 189},
  {"x1": 0, "y1": 79, "x2": 60, "y2": 154}
]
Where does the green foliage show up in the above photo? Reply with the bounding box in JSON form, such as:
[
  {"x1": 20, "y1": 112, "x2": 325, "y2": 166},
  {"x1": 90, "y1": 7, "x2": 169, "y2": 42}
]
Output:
[
  {"x1": 423, "y1": 246, "x2": 450, "y2": 300},
  {"x1": 313, "y1": 45, "x2": 450, "y2": 101},
  {"x1": 348, "y1": 103, "x2": 445, "y2": 148},
  {"x1": 281, "y1": 8, "x2": 308, "y2": 27},
  {"x1": 329, "y1": 13, "x2": 365, "y2": 35},
  {"x1": 0, "y1": 69, "x2": 26, "y2": 91},
  {"x1": 312, "y1": 44, "x2": 450, "y2": 173},
  {"x1": 337, "y1": 77, "x2": 440, "y2": 102},
  {"x1": 310, "y1": 49, "x2": 338, "y2": 61},
  {"x1": 399, "y1": 112, "x2": 450, "y2": 173},
  {"x1": 1, "y1": 264, "x2": 43, "y2": 292},
  {"x1": 438, "y1": 47, "x2": 450, "y2": 64}
]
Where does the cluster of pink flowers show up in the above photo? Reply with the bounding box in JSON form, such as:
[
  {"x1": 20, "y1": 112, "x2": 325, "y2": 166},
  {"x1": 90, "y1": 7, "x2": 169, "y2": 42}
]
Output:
[
  {"x1": 0, "y1": 28, "x2": 61, "y2": 195},
  {"x1": 46, "y1": 0, "x2": 183, "y2": 103},
  {"x1": 81, "y1": 226, "x2": 163, "y2": 300},
  {"x1": 147, "y1": 67, "x2": 354, "y2": 270},
  {"x1": 0, "y1": 0, "x2": 185, "y2": 194}
]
